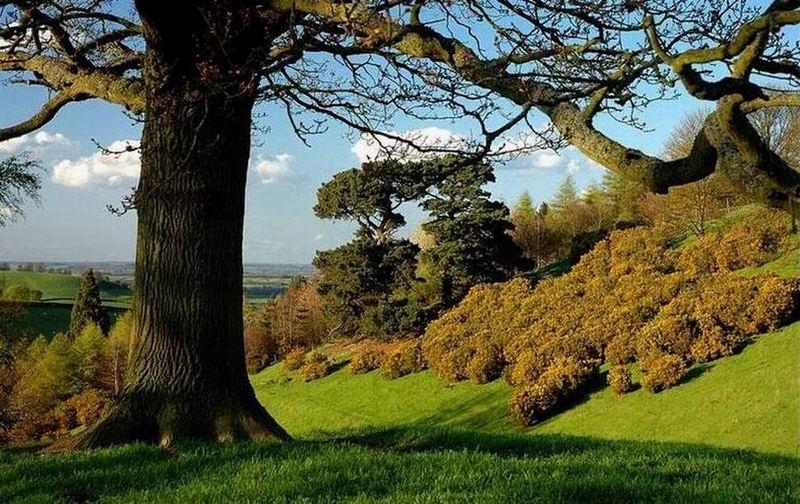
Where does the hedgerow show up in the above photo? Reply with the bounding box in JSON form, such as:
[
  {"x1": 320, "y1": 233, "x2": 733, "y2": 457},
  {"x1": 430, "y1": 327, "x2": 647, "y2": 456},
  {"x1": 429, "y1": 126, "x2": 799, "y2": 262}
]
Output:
[{"x1": 422, "y1": 208, "x2": 800, "y2": 425}]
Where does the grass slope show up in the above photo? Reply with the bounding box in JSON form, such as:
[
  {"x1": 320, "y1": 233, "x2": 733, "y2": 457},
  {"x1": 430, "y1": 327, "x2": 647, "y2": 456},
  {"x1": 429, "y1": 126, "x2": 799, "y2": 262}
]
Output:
[{"x1": 255, "y1": 323, "x2": 800, "y2": 456}]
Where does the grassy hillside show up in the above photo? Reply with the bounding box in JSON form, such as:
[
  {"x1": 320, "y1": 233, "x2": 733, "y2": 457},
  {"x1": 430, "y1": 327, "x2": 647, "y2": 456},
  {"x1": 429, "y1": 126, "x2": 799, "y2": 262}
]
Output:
[
  {"x1": 0, "y1": 271, "x2": 132, "y2": 306},
  {"x1": 255, "y1": 322, "x2": 800, "y2": 456},
  {"x1": 2, "y1": 330, "x2": 797, "y2": 503}
]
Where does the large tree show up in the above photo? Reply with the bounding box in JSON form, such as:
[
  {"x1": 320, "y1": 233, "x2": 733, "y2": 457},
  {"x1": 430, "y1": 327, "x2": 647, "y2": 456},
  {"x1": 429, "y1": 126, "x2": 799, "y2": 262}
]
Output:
[
  {"x1": 1, "y1": 1, "x2": 798, "y2": 448},
  {"x1": 0, "y1": 155, "x2": 41, "y2": 227}
]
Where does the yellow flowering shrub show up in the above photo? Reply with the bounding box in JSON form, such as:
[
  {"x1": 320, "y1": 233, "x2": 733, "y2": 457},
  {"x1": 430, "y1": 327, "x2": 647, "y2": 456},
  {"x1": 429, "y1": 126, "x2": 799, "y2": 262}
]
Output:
[
  {"x1": 421, "y1": 210, "x2": 799, "y2": 424},
  {"x1": 299, "y1": 351, "x2": 333, "y2": 382},
  {"x1": 641, "y1": 354, "x2": 686, "y2": 393},
  {"x1": 509, "y1": 357, "x2": 596, "y2": 426},
  {"x1": 349, "y1": 341, "x2": 385, "y2": 375},
  {"x1": 608, "y1": 365, "x2": 634, "y2": 396},
  {"x1": 379, "y1": 339, "x2": 426, "y2": 379},
  {"x1": 283, "y1": 348, "x2": 306, "y2": 372}
]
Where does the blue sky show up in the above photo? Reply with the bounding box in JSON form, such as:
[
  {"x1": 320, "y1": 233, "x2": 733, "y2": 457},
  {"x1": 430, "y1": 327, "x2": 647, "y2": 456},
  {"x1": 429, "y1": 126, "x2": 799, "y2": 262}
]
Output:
[{"x1": 0, "y1": 23, "x2": 706, "y2": 264}]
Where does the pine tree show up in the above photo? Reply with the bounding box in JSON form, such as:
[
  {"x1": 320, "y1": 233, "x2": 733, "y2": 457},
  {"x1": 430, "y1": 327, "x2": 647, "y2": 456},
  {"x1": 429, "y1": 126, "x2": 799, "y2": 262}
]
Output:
[
  {"x1": 423, "y1": 162, "x2": 526, "y2": 307},
  {"x1": 551, "y1": 175, "x2": 580, "y2": 211},
  {"x1": 68, "y1": 269, "x2": 110, "y2": 339}
]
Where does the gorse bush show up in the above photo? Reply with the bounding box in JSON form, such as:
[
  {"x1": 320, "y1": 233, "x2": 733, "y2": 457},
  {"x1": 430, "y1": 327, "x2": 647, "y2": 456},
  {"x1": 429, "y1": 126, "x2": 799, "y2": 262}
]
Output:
[
  {"x1": 608, "y1": 365, "x2": 634, "y2": 396},
  {"x1": 299, "y1": 351, "x2": 333, "y2": 382},
  {"x1": 379, "y1": 339, "x2": 426, "y2": 379},
  {"x1": 283, "y1": 348, "x2": 306, "y2": 372},
  {"x1": 422, "y1": 208, "x2": 800, "y2": 425},
  {"x1": 349, "y1": 341, "x2": 384, "y2": 375},
  {"x1": 641, "y1": 355, "x2": 686, "y2": 393},
  {"x1": 509, "y1": 356, "x2": 597, "y2": 426}
]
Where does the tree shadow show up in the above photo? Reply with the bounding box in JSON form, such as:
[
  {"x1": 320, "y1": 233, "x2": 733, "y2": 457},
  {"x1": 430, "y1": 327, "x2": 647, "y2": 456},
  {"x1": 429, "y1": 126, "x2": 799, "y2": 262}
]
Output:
[{"x1": 2, "y1": 426, "x2": 796, "y2": 503}]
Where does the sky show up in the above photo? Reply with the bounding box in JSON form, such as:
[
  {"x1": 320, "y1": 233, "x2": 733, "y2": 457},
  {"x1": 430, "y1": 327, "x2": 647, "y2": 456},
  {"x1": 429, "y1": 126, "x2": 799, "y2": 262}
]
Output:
[{"x1": 0, "y1": 18, "x2": 707, "y2": 265}]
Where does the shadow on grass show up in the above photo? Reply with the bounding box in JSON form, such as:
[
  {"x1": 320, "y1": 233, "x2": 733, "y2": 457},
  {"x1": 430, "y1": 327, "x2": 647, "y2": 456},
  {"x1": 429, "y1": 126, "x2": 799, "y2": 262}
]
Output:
[{"x1": 2, "y1": 426, "x2": 797, "y2": 503}]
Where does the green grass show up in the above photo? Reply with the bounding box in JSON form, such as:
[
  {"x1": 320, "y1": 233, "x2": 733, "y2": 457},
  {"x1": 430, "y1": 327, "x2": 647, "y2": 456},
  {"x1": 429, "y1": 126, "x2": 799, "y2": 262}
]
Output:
[
  {"x1": 2, "y1": 429, "x2": 797, "y2": 503},
  {"x1": 0, "y1": 271, "x2": 132, "y2": 306},
  {"x1": 10, "y1": 304, "x2": 128, "y2": 339},
  {"x1": 255, "y1": 322, "x2": 800, "y2": 457}
]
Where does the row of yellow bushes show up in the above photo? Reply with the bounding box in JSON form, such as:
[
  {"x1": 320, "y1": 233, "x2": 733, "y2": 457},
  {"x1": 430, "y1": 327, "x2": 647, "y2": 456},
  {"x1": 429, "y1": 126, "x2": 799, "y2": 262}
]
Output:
[{"x1": 421, "y1": 209, "x2": 800, "y2": 425}]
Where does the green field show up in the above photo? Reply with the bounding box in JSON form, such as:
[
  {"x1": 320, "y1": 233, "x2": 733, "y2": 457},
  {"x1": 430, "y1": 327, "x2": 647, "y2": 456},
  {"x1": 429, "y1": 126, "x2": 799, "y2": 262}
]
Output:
[
  {"x1": 0, "y1": 271, "x2": 133, "y2": 306},
  {"x1": 10, "y1": 304, "x2": 128, "y2": 339}
]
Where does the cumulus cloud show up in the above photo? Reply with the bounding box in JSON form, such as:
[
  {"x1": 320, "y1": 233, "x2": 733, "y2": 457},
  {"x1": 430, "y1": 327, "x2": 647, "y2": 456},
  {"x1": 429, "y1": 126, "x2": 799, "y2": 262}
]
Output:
[
  {"x1": 51, "y1": 140, "x2": 140, "y2": 188},
  {"x1": 506, "y1": 146, "x2": 603, "y2": 176},
  {"x1": 252, "y1": 153, "x2": 293, "y2": 184},
  {"x1": 352, "y1": 127, "x2": 466, "y2": 163},
  {"x1": 0, "y1": 131, "x2": 76, "y2": 154}
]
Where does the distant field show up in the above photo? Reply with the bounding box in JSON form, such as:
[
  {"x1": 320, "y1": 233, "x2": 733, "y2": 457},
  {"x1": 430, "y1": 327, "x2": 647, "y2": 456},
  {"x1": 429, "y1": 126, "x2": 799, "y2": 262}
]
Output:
[
  {"x1": 0, "y1": 271, "x2": 132, "y2": 307},
  {"x1": 10, "y1": 303, "x2": 128, "y2": 339}
]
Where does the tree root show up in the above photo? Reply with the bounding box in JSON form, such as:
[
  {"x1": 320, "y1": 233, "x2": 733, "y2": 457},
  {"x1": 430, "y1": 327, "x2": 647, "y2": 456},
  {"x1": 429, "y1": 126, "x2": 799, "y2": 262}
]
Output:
[{"x1": 44, "y1": 393, "x2": 291, "y2": 453}]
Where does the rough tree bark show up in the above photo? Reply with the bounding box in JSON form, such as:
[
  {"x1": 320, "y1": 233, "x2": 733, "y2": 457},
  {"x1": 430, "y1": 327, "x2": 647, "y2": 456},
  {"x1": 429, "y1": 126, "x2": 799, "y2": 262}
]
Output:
[{"x1": 71, "y1": 2, "x2": 291, "y2": 449}]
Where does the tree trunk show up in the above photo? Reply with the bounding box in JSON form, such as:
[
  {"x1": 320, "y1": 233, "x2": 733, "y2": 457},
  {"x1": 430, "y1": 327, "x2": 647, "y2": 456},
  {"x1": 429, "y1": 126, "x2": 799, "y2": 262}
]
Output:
[{"x1": 72, "y1": 85, "x2": 289, "y2": 450}]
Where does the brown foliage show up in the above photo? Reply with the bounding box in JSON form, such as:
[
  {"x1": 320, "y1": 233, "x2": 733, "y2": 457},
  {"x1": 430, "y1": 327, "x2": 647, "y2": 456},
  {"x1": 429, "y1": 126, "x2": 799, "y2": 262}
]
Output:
[{"x1": 244, "y1": 280, "x2": 329, "y2": 374}]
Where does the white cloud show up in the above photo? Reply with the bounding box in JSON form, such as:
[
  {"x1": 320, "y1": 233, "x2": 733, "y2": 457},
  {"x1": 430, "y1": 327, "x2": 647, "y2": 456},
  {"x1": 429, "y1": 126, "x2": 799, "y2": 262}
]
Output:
[
  {"x1": 352, "y1": 127, "x2": 466, "y2": 163},
  {"x1": 253, "y1": 153, "x2": 293, "y2": 184},
  {"x1": 506, "y1": 146, "x2": 603, "y2": 175},
  {"x1": 314, "y1": 233, "x2": 325, "y2": 241},
  {"x1": 0, "y1": 131, "x2": 76, "y2": 154},
  {"x1": 51, "y1": 140, "x2": 140, "y2": 188}
]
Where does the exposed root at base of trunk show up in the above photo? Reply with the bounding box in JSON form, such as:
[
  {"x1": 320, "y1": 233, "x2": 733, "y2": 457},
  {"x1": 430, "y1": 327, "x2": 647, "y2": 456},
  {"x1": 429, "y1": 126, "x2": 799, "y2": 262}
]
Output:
[{"x1": 45, "y1": 394, "x2": 291, "y2": 453}]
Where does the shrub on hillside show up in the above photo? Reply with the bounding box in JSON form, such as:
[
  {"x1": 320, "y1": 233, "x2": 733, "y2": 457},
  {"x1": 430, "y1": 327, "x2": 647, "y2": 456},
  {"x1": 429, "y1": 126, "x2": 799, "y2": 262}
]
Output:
[
  {"x1": 349, "y1": 341, "x2": 385, "y2": 374},
  {"x1": 713, "y1": 212, "x2": 788, "y2": 271},
  {"x1": 423, "y1": 279, "x2": 531, "y2": 384},
  {"x1": 641, "y1": 355, "x2": 686, "y2": 393},
  {"x1": 677, "y1": 234, "x2": 722, "y2": 276},
  {"x1": 379, "y1": 339, "x2": 426, "y2": 379},
  {"x1": 419, "y1": 208, "x2": 800, "y2": 425},
  {"x1": 299, "y1": 351, "x2": 333, "y2": 382},
  {"x1": 283, "y1": 348, "x2": 306, "y2": 372},
  {"x1": 509, "y1": 357, "x2": 596, "y2": 426},
  {"x1": 607, "y1": 365, "x2": 634, "y2": 395}
]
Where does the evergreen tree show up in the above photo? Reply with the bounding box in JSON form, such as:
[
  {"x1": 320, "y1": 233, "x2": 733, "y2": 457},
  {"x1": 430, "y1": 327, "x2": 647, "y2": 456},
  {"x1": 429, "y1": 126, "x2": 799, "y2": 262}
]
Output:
[
  {"x1": 68, "y1": 270, "x2": 110, "y2": 339},
  {"x1": 551, "y1": 175, "x2": 580, "y2": 211},
  {"x1": 423, "y1": 162, "x2": 526, "y2": 307}
]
